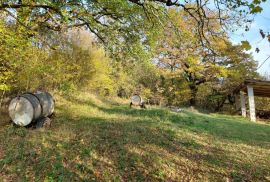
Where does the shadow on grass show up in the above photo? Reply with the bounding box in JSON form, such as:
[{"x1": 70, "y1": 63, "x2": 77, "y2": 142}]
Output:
[
  {"x1": 1, "y1": 94, "x2": 269, "y2": 181},
  {"x1": 0, "y1": 109, "x2": 226, "y2": 181},
  {"x1": 57, "y1": 105, "x2": 270, "y2": 181},
  {"x1": 67, "y1": 94, "x2": 270, "y2": 148}
]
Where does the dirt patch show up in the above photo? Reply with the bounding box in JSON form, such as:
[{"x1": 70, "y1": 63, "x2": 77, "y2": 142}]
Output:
[{"x1": 0, "y1": 107, "x2": 11, "y2": 126}]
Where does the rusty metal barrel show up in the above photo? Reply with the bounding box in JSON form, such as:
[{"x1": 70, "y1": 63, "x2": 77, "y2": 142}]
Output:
[{"x1": 8, "y1": 91, "x2": 54, "y2": 126}]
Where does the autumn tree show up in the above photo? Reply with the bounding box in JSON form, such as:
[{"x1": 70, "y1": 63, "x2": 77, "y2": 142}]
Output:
[
  {"x1": 155, "y1": 9, "x2": 257, "y2": 106},
  {"x1": 156, "y1": 9, "x2": 221, "y2": 105},
  {"x1": 197, "y1": 43, "x2": 258, "y2": 111}
]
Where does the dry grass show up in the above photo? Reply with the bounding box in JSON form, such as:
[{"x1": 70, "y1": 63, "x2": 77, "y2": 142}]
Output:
[{"x1": 0, "y1": 92, "x2": 270, "y2": 181}]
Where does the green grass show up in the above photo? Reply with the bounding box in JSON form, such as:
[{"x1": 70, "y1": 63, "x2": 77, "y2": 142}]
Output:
[{"x1": 0, "y1": 92, "x2": 270, "y2": 181}]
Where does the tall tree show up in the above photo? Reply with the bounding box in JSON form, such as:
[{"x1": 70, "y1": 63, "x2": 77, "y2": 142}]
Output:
[
  {"x1": 197, "y1": 43, "x2": 258, "y2": 111},
  {"x1": 155, "y1": 9, "x2": 257, "y2": 106},
  {"x1": 156, "y1": 9, "x2": 221, "y2": 105}
]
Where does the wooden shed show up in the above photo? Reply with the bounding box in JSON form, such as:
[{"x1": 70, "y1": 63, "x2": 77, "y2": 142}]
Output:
[{"x1": 235, "y1": 79, "x2": 270, "y2": 122}]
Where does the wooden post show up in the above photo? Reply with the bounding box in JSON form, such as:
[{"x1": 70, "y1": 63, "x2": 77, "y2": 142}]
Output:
[
  {"x1": 247, "y1": 85, "x2": 256, "y2": 122},
  {"x1": 240, "y1": 92, "x2": 246, "y2": 117}
]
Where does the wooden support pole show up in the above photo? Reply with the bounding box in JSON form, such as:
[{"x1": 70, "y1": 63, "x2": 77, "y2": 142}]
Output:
[
  {"x1": 247, "y1": 85, "x2": 256, "y2": 122},
  {"x1": 240, "y1": 92, "x2": 246, "y2": 117}
]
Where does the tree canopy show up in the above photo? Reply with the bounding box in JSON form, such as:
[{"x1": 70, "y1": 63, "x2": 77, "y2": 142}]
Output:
[
  {"x1": 0, "y1": 0, "x2": 267, "y2": 49},
  {"x1": 155, "y1": 9, "x2": 258, "y2": 106},
  {"x1": 0, "y1": 0, "x2": 267, "y2": 109}
]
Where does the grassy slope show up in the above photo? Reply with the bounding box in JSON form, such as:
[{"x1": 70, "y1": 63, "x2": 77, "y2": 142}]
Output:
[{"x1": 0, "y1": 92, "x2": 270, "y2": 182}]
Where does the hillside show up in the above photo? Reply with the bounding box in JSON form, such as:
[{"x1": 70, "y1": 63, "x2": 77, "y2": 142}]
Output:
[{"x1": 0, "y1": 92, "x2": 270, "y2": 181}]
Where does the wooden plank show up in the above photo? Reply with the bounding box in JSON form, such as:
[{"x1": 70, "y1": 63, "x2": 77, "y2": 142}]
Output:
[
  {"x1": 253, "y1": 91, "x2": 270, "y2": 95},
  {"x1": 240, "y1": 86, "x2": 270, "y2": 97},
  {"x1": 235, "y1": 79, "x2": 270, "y2": 98},
  {"x1": 245, "y1": 79, "x2": 270, "y2": 87}
]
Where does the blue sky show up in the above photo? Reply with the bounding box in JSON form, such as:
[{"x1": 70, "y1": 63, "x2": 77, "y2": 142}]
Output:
[{"x1": 229, "y1": 1, "x2": 270, "y2": 77}]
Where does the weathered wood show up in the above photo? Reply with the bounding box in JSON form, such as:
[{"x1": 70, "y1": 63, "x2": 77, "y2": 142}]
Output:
[
  {"x1": 244, "y1": 79, "x2": 270, "y2": 86},
  {"x1": 247, "y1": 85, "x2": 256, "y2": 122},
  {"x1": 238, "y1": 79, "x2": 270, "y2": 97}
]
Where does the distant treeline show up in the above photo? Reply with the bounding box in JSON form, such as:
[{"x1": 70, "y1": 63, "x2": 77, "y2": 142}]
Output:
[{"x1": 0, "y1": 7, "x2": 269, "y2": 111}]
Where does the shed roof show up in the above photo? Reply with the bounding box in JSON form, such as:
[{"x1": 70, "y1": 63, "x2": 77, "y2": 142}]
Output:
[{"x1": 240, "y1": 79, "x2": 270, "y2": 97}]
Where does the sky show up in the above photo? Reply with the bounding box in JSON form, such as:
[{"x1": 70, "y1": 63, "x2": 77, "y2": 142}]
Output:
[{"x1": 229, "y1": 1, "x2": 270, "y2": 77}]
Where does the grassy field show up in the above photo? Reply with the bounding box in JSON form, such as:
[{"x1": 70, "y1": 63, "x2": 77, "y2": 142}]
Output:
[{"x1": 0, "y1": 92, "x2": 270, "y2": 182}]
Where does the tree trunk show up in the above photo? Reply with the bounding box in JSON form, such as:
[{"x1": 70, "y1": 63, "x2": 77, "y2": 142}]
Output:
[
  {"x1": 189, "y1": 84, "x2": 198, "y2": 106},
  {"x1": 214, "y1": 97, "x2": 226, "y2": 112}
]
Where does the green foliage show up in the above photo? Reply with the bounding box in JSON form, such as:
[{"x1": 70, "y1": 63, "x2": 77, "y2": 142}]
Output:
[
  {"x1": 43, "y1": 30, "x2": 117, "y2": 95},
  {"x1": 250, "y1": 4, "x2": 263, "y2": 14},
  {"x1": 0, "y1": 2, "x2": 263, "y2": 111},
  {"x1": 1, "y1": 0, "x2": 268, "y2": 60},
  {"x1": 0, "y1": 20, "x2": 31, "y2": 92},
  {"x1": 152, "y1": 9, "x2": 258, "y2": 107},
  {"x1": 0, "y1": 20, "x2": 116, "y2": 96},
  {"x1": 0, "y1": 0, "x2": 164, "y2": 98},
  {"x1": 241, "y1": 40, "x2": 252, "y2": 50},
  {"x1": 197, "y1": 43, "x2": 258, "y2": 111}
]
